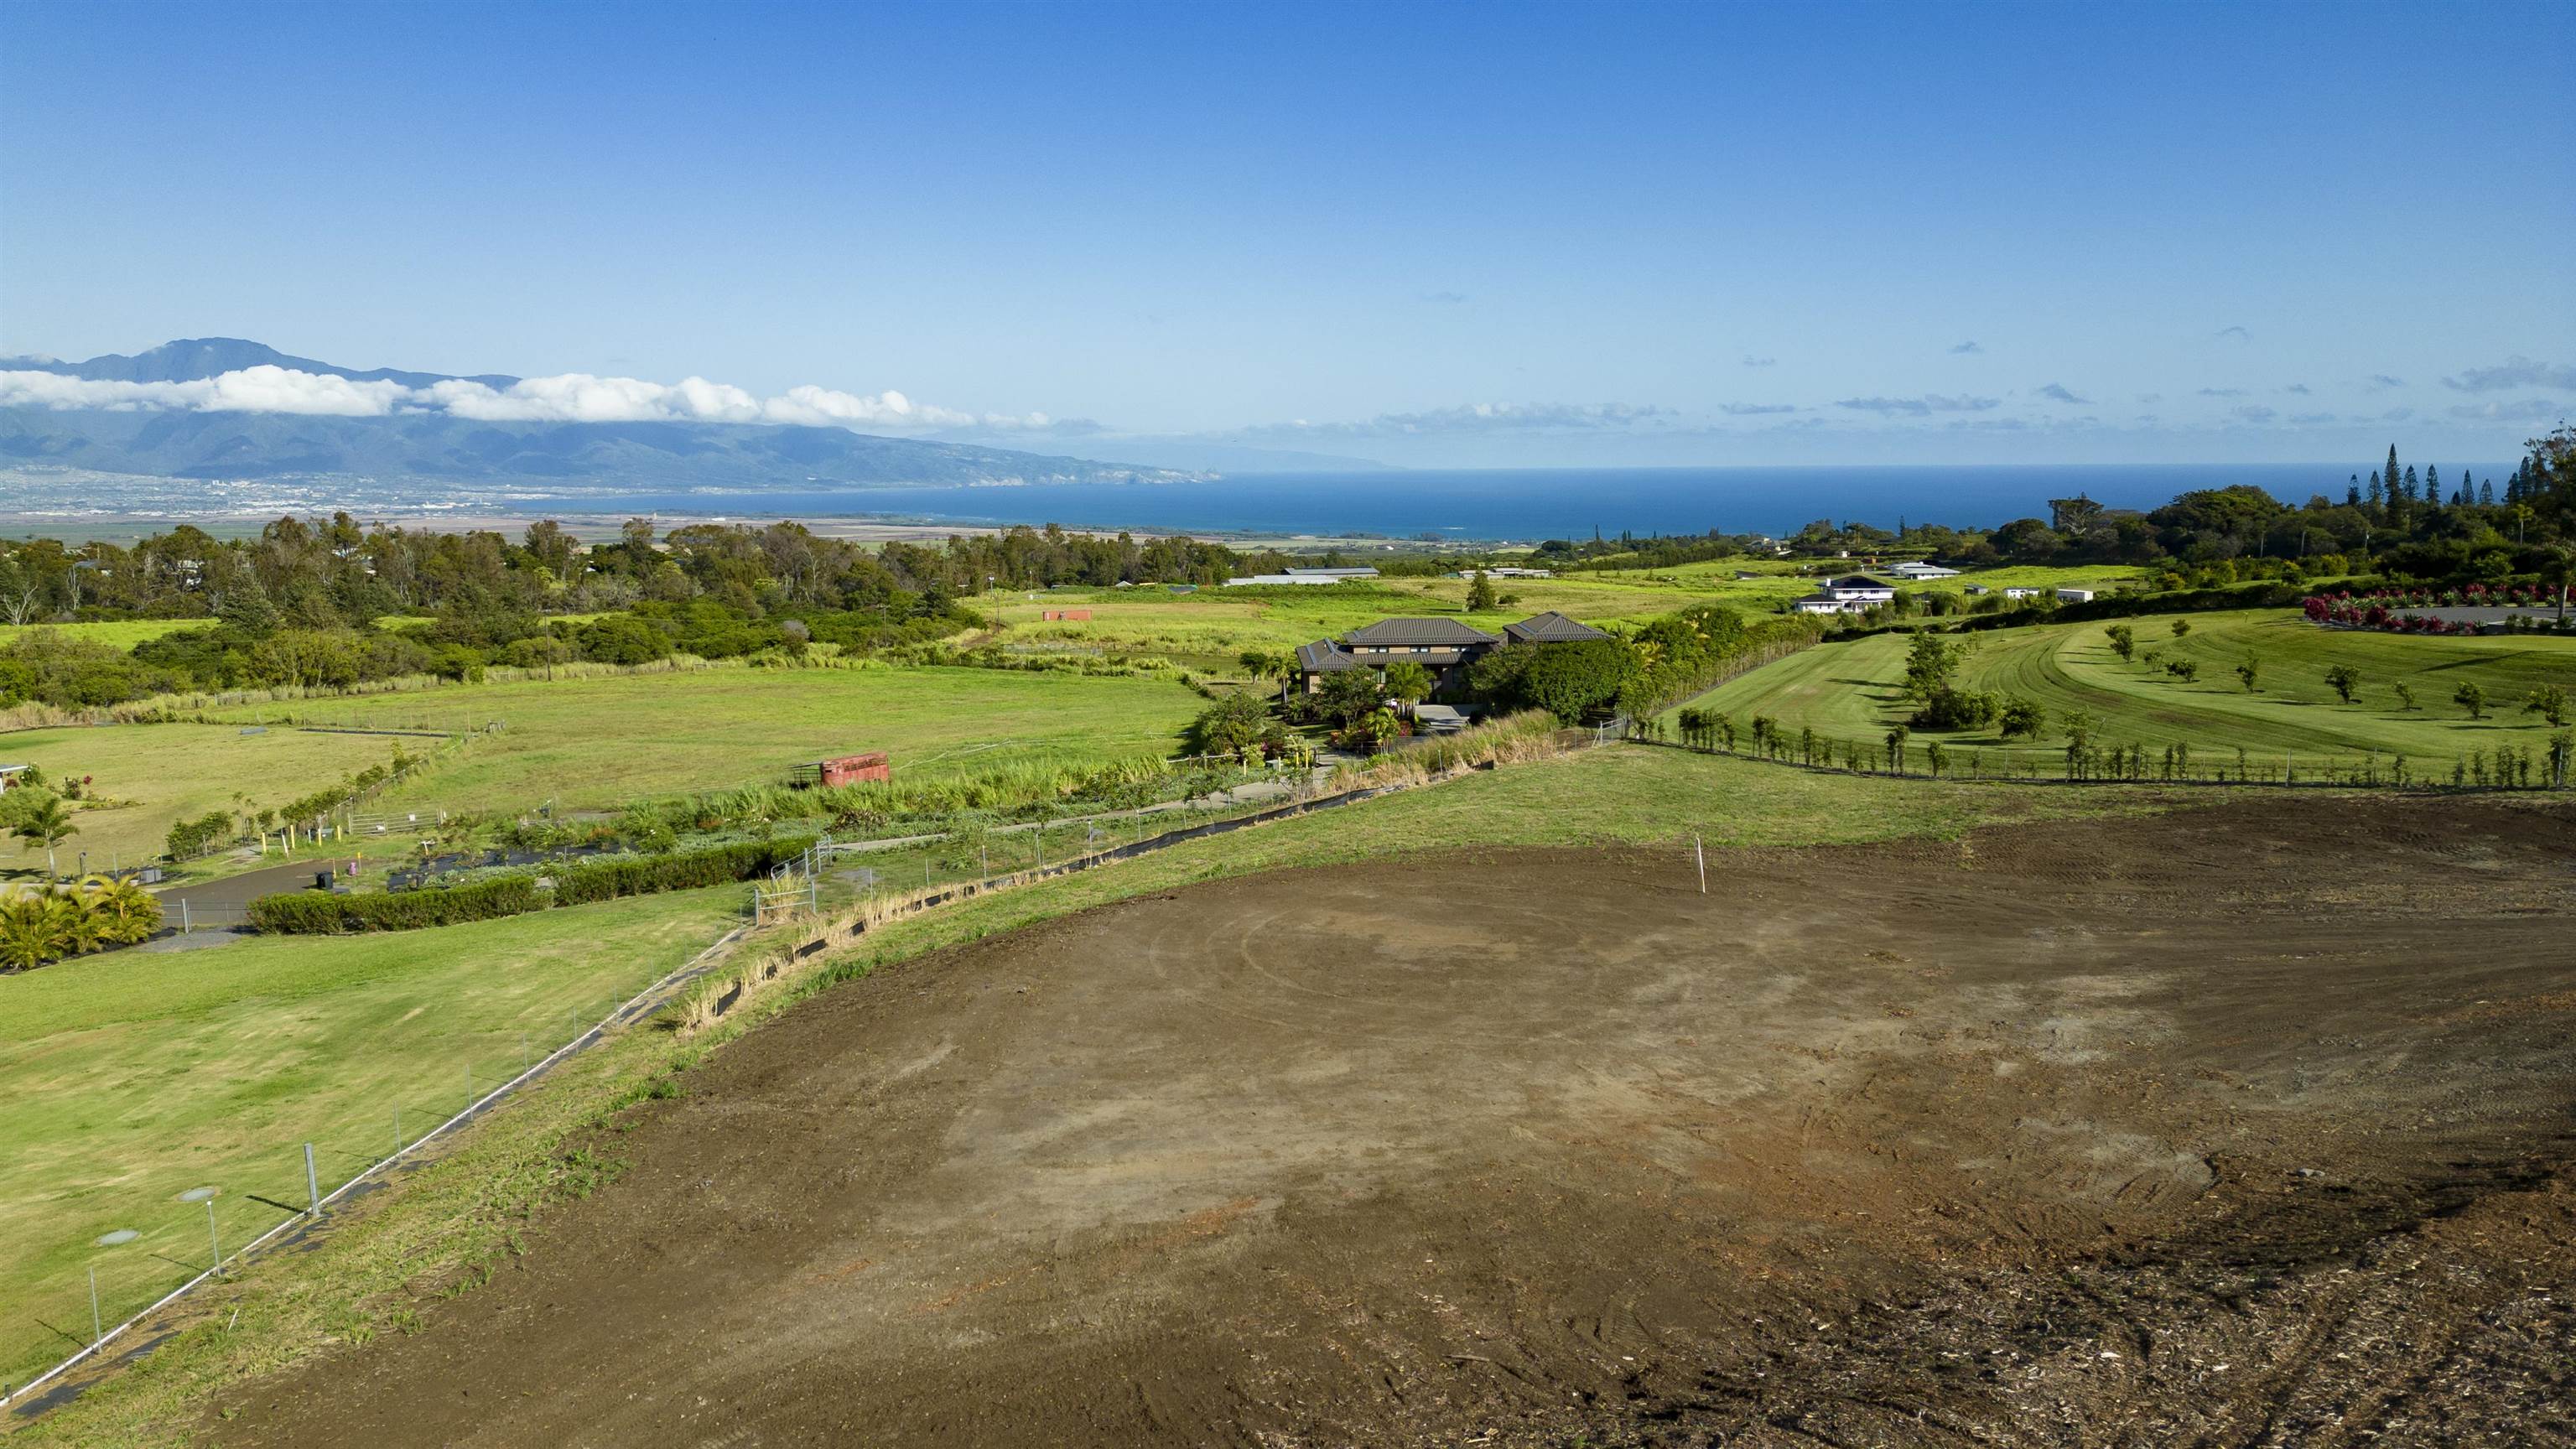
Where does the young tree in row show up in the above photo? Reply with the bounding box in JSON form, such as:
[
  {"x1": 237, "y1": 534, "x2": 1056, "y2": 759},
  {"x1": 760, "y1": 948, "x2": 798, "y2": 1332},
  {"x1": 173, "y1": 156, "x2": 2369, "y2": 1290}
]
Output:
[
  {"x1": 2324, "y1": 663, "x2": 2362, "y2": 704},
  {"x1": 2103, "y1": 623, "x2": 2136, "y2": 662},
  {"x1": 2169, "y1": 618, "x2": 2192, "y2": 639},
  {"x1": 2524, "y1": 684, "x2": 2568, "y2": 728},
  {"x1": 2393, "y1": 681, "x2": 2418, "y2": 712},
  {"x1": 2454, "y1": 681, "x2": 2486, "y2": 719},
  {"x1": 2235, "y1": 656, "x2": 2261, "y2": 693}
]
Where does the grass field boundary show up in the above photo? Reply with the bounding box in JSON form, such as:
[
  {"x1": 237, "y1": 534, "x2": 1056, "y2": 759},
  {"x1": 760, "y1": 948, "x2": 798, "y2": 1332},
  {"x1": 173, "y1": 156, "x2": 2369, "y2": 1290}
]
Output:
[
  {"x1": 1625, "y1": 733, "x2": 2574, "y2": 792},
  {"x1": 0, "y1": 918, "x2": 754, "y2": 1414}
]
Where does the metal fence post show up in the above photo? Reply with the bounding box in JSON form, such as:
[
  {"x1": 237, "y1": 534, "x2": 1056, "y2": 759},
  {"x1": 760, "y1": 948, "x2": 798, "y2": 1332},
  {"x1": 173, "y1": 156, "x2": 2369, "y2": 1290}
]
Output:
[
  {"x1": 304, "y1": 1142, "x2": 320, "y2": 1214},
  {"x1": 205, "y1": 1200, "x2": 222, "y2": 1276},
  {"x1": 89, "y1": 1266, "x2": 102, "y2": 1346}
]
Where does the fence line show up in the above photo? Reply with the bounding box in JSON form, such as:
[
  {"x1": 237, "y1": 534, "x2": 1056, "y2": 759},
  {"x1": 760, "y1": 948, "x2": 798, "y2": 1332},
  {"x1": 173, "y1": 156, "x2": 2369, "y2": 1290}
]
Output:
[
  {"x1": 1630, "y1": 730, "x2": 2574, "y2": 792},
  {"x1": 0, "y1": 922, "x2": 750, "y2": 1413}
]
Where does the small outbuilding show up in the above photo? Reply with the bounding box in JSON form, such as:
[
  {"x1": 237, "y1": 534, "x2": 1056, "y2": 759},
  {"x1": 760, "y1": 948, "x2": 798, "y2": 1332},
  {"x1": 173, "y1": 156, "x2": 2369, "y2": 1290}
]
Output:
[
  {"x1": 2055, "y1": 587, "x2": 2098, "y2": 603},
  {"x1": 792, "y1": 751, "x2": 891, "y2": 788}
]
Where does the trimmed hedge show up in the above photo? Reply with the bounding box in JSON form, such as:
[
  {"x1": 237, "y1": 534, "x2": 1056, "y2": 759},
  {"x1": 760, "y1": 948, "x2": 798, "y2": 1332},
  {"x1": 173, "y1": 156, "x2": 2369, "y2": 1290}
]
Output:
[
  {"x1": 248, "y1": 875, "x2": 545, "y2": 934},
  {"x1": 549, "y1": 834, "x2": 816, "y2": 906}
]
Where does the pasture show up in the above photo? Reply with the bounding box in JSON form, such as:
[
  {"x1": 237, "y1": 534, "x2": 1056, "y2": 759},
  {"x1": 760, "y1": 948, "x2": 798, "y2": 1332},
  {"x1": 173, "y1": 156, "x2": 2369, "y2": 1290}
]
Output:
[
  {"x1": 0, "y1": 885, "x2": 740, "y2": 1393},
  {"x1": 200, "y1": 663, "x2": 1208, "y2": 818},
  {"x1": 0, "y1": 726, "x2": 402, "y2": 881},
  {"x1": 1678, "y1": 607, "x2": 2576, "y2": 770},
  {"x1": 0, "y1": 620, "x2": 205, "y2": 652}
]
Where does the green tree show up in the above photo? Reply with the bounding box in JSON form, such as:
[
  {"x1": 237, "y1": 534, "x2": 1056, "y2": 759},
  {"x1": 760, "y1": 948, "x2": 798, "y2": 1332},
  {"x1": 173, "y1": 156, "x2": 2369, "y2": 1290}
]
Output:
[
  {"x1": 2164, "y1": 657, "x2": 2199, "y2": 683},
  {"x1": 2060, "y1": 708, "x2": 2100, "y2": 779},
  {"x1": 2168, "y1": 617, "x2": 2192, "y2": 638},
  {"x1": 2235, "y1": 656, "x2": 2261, "y2": 693},
  {"x1": 2523, "y1": 683, "x2": 2568, "y2": 728},
  {"x1": 1315, "y1": 667, "x2": 1384, "y2": 728},
  {"x1": 2453, "y1": 681, "x2": 2485, "y2": 719},
  {"x1": 1465, "y1": 570, "x2": 1498, "y2": 612},
  {"x1": 1901, "y1": 632, "x2": 1968, "y2": 700},
  {"x1": 1188, "y1": 692, "x2": 1272, "y2": 757},
  {"x1": 1883, "y1": 724, "x2": 1909, "y2": 773},
  {"x1": 2104, "y1": 624, "x2": 2135, "y2": 662},
  {"x1": 1380, "y1": 659, "x2": 1435, "y2": 704},
  {"x1": 2324, "y1": 664, "x2": 2361, "y2": 704},
  {"x1": 1924, "y1": 740, "x2": 1948, "y2": 777},
  {"x1": 2393, "y1": 681, "x2": 2418, "y2": 711},
  {"x1": 1999, "y1": 698, "x2": 2047, "y2": 741}
]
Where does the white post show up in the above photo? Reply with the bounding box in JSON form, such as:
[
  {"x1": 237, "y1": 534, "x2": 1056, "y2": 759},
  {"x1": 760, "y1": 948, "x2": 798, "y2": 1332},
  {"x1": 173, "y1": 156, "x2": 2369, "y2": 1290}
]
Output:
[
  {"x1": 89, "y1": 1266, "x2": 102, "y2": 1346},
  {"x1": 205, "y1": 1201, "x2": 222, "y2": 1276},
  {"x1": 1695, "y1": 835, "x2": 1706, "y2": 895},
  {"x1": 304, "y1": 1142, "x2": 320, "y2": 1213}
]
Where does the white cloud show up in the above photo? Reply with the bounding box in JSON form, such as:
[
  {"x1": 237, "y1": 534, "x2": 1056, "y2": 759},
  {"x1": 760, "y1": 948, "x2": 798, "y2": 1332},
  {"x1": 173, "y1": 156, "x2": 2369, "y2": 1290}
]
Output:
[
  {"x1": 1832, "y1": 394, "x2": 1999, "y2": 416},
  {"x1": 1247, "y1": 401, "x2": 1670, "y2": 438},
  {"x1": 2441, "y1": 356, "x2": 2576, "y2": 393},
  {"x1": 1, "y1": 364, "x2": 1035, "y2": 434},
  {"x1": 0, "y1": 365, "x2": 406, "y2": 415}
]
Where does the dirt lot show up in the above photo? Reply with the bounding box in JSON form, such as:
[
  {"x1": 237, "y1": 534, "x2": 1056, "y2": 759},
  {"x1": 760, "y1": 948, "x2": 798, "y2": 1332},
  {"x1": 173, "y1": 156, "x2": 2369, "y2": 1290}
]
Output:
[{"x1": 212, "y1": 796, "x2": 2576, "y2": 1447}]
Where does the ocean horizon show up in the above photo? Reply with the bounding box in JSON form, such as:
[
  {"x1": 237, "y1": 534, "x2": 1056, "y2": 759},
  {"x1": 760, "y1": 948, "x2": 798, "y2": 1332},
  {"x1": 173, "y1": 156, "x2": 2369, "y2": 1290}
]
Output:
[{"x1": 506, "y1": 461, "x2": 2521, "y2": 543}]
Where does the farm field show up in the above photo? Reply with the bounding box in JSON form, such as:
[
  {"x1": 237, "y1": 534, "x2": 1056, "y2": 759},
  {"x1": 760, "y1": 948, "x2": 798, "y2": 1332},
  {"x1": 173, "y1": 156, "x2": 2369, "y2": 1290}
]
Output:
[
  {"x1": 0, "y1": 885, "x2": 740, "y2": 1394},
  {"x1": 983, "y1": 574, "x2": 1685, "y2": 664},
  {"x1": 195, "y1": 663, "x2": 1208, "y2": 818},
  {"x1": 0, "y1": 725, "x2": 402, "y2": 882},
  {"x1": 197, "y1": 791, "x2": 2576, "y2": 1447},
  {"x1": 1679, "y1": 607, "x2": 2576, "y2": 771},
  {"x1": 16, "y1": 747, "x2": 2173, "y2": 1444}
]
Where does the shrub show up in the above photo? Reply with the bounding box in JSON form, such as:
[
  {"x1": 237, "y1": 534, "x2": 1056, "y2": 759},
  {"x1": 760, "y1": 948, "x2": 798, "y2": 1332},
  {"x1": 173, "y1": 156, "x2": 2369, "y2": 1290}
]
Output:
[
  {"x1": 250, "y1": 875, "x2": 544, "y2": 934},
  {"x1": 550, "y1": 834, "x2": 816, "y2": 906}
]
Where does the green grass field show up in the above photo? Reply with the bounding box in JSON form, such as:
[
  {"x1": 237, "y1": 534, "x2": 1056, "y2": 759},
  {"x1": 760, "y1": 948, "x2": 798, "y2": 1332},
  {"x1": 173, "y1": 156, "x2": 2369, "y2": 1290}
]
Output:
[
  {"x1": 1677, "y1": 608, "x2": 2576, "y2": 771},
  {"x1": 0, "y1": 885, "x2": 740, "y2": 1391},
  {"x1": 0, "y1": 620, "x2": 205, "y2": 652},
  {"x1": 983, "y1": 563, "x2": 2158, "y2": 667},
  {"x1": 1, "y1": 726, "x2": 404, "y2": 881},
  {"x1": 196, "y1": 662, "x2": 1208, "y2": 818}
]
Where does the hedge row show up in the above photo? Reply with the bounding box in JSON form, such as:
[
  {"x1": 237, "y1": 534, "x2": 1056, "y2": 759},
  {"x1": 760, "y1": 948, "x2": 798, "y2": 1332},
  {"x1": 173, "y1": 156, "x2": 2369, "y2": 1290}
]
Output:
[
  {"x1": 247, "y1": 834, "x2": 818, "y2": 934},
  {"x1": 550, "y1": 834, "x2": 817, "y2": 906},
  {"x1": 247, "y1": 875, "x2": 545, "y2": 934}
]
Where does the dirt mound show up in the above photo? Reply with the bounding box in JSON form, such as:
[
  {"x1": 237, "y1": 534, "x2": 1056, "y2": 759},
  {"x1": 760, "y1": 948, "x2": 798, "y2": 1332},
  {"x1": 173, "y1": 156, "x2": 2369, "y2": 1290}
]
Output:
[{"x1": 214, "y1": 796, "x2": 2576, "y2": 1447}]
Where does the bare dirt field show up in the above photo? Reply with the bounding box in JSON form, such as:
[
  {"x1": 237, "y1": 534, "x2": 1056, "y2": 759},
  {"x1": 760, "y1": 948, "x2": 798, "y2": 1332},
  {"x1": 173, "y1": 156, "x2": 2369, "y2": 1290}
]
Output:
[{"x1": 211, "y1": 796, "x2": 2576, "y2": 1448}]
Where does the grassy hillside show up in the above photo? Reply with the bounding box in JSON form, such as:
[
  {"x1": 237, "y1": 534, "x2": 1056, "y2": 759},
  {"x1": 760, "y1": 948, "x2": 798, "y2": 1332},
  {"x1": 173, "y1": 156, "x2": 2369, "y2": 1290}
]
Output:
[
  {"x1": 193, "y1": 663, "x2": 1208, "y2": 818},
  {"x1": 12, "y1": 743, "x2": 2177, "y2": 1446},
  {"x1": 0, "y1": 886, "x2": 740, "y2": 1393},
  {"x1": 1678, "y1": 608, "x2": 2576, "y2": 771}
]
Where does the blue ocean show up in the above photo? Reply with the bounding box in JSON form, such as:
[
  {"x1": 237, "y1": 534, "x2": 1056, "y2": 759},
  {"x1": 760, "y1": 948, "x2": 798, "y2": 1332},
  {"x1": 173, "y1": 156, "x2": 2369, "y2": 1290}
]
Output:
[{"x1": 516, "y1": 463, "x2": 2513, "y2": 543}]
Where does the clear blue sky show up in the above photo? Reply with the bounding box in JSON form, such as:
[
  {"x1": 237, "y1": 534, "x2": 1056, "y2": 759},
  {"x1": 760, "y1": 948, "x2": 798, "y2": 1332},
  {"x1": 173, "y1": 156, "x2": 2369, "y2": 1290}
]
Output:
[{"x1": 3, "y1": 0, "x2": 2568, "y2": 467}]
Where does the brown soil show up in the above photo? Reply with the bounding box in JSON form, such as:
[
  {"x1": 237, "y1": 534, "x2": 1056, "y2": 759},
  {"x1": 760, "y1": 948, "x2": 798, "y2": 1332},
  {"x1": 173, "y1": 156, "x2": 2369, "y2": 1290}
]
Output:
[{"x1": 211, "y1": 796, "x2": 2576, "y2": 1447}]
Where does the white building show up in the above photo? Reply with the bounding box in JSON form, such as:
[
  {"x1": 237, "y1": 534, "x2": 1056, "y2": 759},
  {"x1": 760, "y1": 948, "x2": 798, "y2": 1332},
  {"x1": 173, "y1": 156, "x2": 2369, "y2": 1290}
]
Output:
[
  {"x1": 1283, "y1": 566, "x2": 1379, "y2": 579},
  {"x1": 1884, "y1": 562, "x2": 1961, "y2": 580},
  {"x1": 2003, "y1": 587, "x2": 2043, "y2": 600},
  {"x1": 2055, "y1": 587, "x2": 2098, "y2": 603},
  {"x1": 1223, "y1": 573, "x2": 1360, "y2": 587},
  {"x1": 1792, "y1": 574, "x2": 1899, "y2": 615}
]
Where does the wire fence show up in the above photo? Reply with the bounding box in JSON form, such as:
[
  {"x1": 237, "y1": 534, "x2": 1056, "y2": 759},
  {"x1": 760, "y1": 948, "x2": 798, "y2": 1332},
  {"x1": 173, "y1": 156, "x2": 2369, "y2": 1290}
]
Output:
[
  {"x1": 0, "y1": 932, "x2": 747, "y2": 1410},
  {"x1": 1634, "y1": 717, "x2": 2576, "y2": 791}
]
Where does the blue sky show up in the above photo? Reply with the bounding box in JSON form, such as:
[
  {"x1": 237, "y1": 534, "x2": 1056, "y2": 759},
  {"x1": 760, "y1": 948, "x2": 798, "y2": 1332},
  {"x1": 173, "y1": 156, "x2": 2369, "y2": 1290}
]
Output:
[{"x1": 3, "y1": 0, "x2": 2569, "y2": 468}]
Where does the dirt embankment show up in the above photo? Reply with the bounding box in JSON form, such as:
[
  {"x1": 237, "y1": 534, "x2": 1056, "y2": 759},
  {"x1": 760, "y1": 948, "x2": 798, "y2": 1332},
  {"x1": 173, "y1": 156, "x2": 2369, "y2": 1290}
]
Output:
[{"x1": 210, "y1": 796, "x2": 2576, "y2": 1447}]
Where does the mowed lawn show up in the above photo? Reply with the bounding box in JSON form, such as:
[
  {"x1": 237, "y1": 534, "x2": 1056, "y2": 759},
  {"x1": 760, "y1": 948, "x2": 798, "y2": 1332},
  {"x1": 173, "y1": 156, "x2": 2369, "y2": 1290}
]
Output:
[
  {"x1": 205, "y1": 664, "x2": 1207, "y2": 817},
  {"x1": 1680, "y1": 608, "x2": 2576, "y2": 770},
  {"x1": 0, "y1": 726, "x2": 402, "y2": 881},
  {"x1": 0, "y1": 886, "x2": 739, "y2": 1390}
]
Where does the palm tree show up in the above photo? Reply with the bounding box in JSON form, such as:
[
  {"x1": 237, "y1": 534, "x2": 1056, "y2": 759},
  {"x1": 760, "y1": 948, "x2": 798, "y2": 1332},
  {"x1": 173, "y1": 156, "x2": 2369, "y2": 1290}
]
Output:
[{"x1": 12, "y1": 794, "x2": 77, "y2": 880}]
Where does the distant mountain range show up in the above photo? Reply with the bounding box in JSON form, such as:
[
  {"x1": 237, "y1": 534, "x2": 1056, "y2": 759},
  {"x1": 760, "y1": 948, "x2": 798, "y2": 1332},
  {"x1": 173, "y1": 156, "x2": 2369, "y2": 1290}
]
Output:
[{"x1": 3, "y1": 339, "x2": 1395, "y2": 493}]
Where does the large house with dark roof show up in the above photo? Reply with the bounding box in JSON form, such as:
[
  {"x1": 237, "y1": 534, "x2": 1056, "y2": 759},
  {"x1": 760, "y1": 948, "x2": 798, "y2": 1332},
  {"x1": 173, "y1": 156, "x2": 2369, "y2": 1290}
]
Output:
[{"x1": 1296, "y1": 611, "x2": 1611, "y2": 695}]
